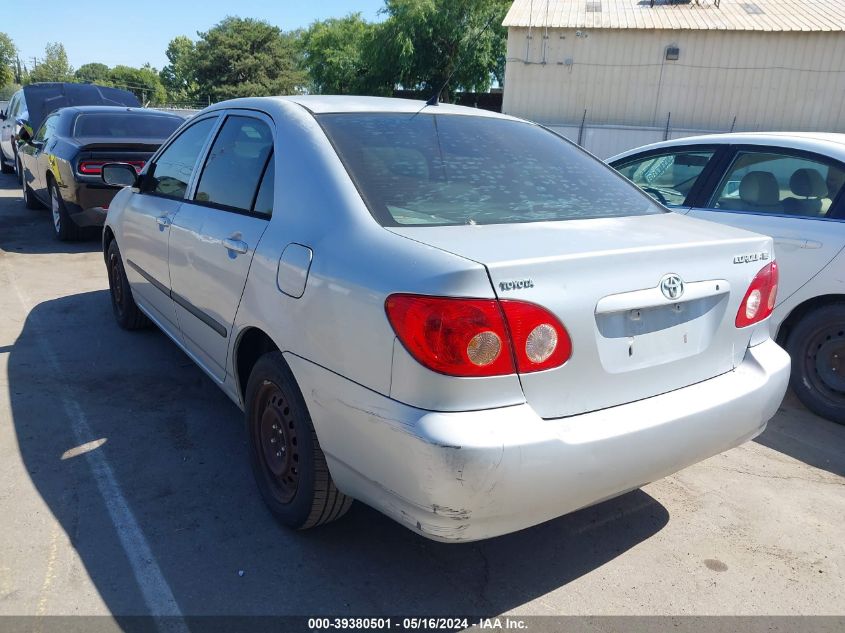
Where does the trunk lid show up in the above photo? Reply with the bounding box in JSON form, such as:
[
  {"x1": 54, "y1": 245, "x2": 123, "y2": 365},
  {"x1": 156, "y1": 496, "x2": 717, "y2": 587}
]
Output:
[{"x1": 389, "y1": 213, "x2": 774, "y2": 419}]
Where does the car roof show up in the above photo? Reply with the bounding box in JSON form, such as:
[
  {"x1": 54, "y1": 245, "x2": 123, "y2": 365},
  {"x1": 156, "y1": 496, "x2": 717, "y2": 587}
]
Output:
[
  {"x1": 204, "y1": 95, "x2": 518, "y2": 121},
  {"x1": 61, "y1": 105, "x2": 183, "y2": 117},
  {"x1": 609, "y1": 132, "x2": 845, "y2": 164}
]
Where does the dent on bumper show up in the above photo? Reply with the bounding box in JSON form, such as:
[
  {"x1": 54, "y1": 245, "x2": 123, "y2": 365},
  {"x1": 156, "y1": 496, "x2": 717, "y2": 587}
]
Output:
[{"x1": 287, "y1": 339, "x2": 790, "y2": 542}]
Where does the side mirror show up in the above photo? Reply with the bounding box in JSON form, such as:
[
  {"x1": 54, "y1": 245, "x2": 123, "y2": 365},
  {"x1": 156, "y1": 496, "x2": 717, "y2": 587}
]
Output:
[{"x1": 102, "y1": 163, "x2": 139, "y2": 188}]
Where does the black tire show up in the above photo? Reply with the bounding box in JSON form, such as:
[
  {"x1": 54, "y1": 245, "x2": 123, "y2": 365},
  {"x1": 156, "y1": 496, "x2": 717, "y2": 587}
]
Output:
[
  {"x1": 21, "y1": 161, "x2": 42, "y2": 210},
  {"x1": 0, "y1": 158, "x2": 12, "y2": 174},
  {"x1": 106, "y1": 239, "x2": 151, "y2": 330},
  {"x1": 787, "y1": 303, "x2": 845, "y2": 425},
  {"x1": 49, "y1": 180, "x2": 81, "y2": 241},
  {"x1": 245, "y1": 352, "x2": 352, "y2": 529}
]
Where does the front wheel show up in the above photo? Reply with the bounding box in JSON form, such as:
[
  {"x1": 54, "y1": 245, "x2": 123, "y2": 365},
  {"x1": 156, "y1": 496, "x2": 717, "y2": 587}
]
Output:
[
  {"x1": 0, "y1": 157, "x2": 12, "y2": 175},
  {"x1": 20, "y1": 161, "x2": 42, "y2": 210},
  {"x1": 787, "y1": 303, "x2": 845, "y2": 425},
  {"x1": 106, "y1": 239, "x2": 151, "y2": 330},
  {"x1": 245, "y1": 352, "x2": 352, "y2": 529}
]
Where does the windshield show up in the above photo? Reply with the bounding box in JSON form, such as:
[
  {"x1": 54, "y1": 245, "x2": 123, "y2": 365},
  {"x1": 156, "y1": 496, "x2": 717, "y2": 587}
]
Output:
[
  {"x1": 73, "y1": 113, "x2": 182, "y2": 139},
  {"x1": 318, "y1": 113, "x2": 662, "y2": 226}
]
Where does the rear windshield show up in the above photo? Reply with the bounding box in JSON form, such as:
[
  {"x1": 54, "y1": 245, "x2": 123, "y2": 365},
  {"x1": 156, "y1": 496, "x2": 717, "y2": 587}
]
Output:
[
  {"x1": 318, "y1": 113, "x2": 662, "y2": 226},
  {"x1": 73, "y1": 113, "x2": 182, "y2": 139}
]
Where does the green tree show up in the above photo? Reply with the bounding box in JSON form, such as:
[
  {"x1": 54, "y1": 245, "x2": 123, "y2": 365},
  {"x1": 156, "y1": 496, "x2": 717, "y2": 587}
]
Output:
[
  {"x1": 109, "y1": 64, "x2": 167, "y2": 104},
  {"x1": 192, "y1": 17, "x2": 307, "y2": 101},
  {"x1": 366, "y1": 0, "x2": 509, "y2": 100},
  {"x1": 0, "y1": 32, "x2": 16, "y2": 87},
  {"x1": 75, "y1": 62, "x2": 112, "y2": 85},
  {"x1": 160, "y1": 35, "x2": 197, "y2": 103},
  {"x1": 29, "y1": 42, "x2": 74, "y2": 83},
  {"x1": 300, "y1": 14, "x2": 374, "y2": 94}
]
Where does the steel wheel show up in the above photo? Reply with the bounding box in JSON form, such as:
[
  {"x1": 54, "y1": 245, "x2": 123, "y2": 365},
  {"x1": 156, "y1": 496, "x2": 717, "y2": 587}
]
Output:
[
  {"x1": 251, "y1": 380, "x2": 301, "y2": 504},
  {"x1": 788, "y1": 303, "x2": 845, "y2": 424},
  {"x1": 244, "y1": 352, "x2": 352, "y2": 528},
  {"x1": 107, "y1": 249, "x2": 126, "y2": 318},
  {"x1": 105, "y1": 239, "x2": 150, "y2": 330},
  {"x1": 804, "y1": 327, "x2": 845, "y2": 401}
]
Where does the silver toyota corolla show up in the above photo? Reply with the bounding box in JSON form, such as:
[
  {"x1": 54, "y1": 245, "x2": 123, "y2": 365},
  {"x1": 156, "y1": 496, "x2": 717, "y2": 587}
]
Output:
[{"x1": 101, "y1": 96, "x2": 790, "y2": 542}]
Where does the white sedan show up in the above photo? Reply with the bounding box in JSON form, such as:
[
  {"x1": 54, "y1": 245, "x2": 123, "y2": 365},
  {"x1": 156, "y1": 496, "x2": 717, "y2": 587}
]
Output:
[
  {"x1": 100, "y1": 97, "x2": 789, "y2": 541},
  {"x1": 610, "y1": 133, "x2": 845, "y2": 425}
]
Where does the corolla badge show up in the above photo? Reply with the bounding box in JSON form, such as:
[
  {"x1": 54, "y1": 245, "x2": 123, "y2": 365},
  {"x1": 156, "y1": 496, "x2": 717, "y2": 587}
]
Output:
[
  {"x1": 660, "y1": 274, "x2": 684, "y2": 300},
  {"x1": 733, "y1": 251, "x2": 770, "y2": 264}
]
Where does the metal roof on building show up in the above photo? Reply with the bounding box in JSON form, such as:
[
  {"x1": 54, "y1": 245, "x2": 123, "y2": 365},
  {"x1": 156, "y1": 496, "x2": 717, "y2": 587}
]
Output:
[{"x1": 502, "y1": 0, "x2": 845, "y2": 32}]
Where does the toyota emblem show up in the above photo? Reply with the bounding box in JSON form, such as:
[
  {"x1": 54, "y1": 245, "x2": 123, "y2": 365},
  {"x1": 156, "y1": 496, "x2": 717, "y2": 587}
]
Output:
[{"x1": 660, "y1": 274, "x2": 684, "y2": 300}]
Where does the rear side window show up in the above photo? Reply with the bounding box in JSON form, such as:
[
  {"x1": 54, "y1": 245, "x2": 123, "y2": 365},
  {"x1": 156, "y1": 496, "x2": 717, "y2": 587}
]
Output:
[
  {"x1": 73, "y1": 113, "x2": 182, "y2": 139},
  {"x1": 194, "y1": 116, "x2": 274, "y2": 212},
  {"x1": 710, "y1": 151, "x2": 845, "y2": 218},
  {"x1": 614, "y1": 150, "x2": 715, "y2": 208},
  {"x1": 148, "y1": 117, "x2": 216, "y2": 199},
  {"x1": 318, "y1": 113, "x2": 661, "y2": 226},
  {"x1": 252, "y1": 154, "x2": 275, "y2": 217}
]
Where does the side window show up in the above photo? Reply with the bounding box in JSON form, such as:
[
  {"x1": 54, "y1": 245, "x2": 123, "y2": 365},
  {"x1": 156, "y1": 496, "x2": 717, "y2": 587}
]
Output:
[
  {"x1": 194, "y1": 115, "x2": 274, "y2": 212},
  {"x1": 252, "y1": 154, "x2": 274, "y2": 217},
  {"x1": 614, "y1": 150, "x2": 715, "y2": 208},
  {"x1": 147, "y1": 117, "x2": 217, "y2": 199},
  {"x1": 33, "y1": 114, "x2": 58, "y2": 143},
  {"x1": 710, "y1": 151, "x2": 845, "y2": 218},
  {"x1": 9, "y1": 94, "x2": 20, "y2": 117}
]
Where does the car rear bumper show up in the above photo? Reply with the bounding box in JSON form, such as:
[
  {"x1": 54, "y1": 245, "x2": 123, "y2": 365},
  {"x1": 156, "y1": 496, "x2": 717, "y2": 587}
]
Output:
[
  {"x1": 66, "y1": 183, "x2": 119, "y2": 227},
  {"x1": 287, "y1": 338, "x2": 790, "y2": 542}
]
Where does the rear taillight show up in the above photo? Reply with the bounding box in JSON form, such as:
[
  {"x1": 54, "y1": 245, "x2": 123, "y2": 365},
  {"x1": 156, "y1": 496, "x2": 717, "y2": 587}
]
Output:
[
  {"x1": 735, "y1": 261, "x2": 778, "y2": 328},
  {"x1": 500, "y1": 300, "x2": 573, "y2": 372},
  {"x1": 385, "y1": 294, "x2": 572, "y2": 377},
  {"x1": 78, "y1": 160, "x2": 145, "y2": 176}
]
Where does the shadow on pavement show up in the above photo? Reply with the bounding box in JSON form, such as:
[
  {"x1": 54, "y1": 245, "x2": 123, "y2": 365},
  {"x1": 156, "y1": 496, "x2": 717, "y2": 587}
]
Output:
[
  {"x1": 0, "y1": 173, "x2": 101, "y2": 255},
  {"x1": 10, "y1": 289, "x2": 669, "y2": 617},
  {"x1": 755, "y1": 391, "x2": 845, "y2": 478}
]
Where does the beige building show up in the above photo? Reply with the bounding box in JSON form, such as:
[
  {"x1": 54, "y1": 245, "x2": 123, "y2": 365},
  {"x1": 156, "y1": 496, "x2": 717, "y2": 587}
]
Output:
[{"x1": 501, "y1": 0, "x2": 845, "y2": 156}]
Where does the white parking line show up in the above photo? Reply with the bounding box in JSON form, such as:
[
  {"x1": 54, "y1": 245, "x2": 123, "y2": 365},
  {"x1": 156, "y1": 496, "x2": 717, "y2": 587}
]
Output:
[{"x1": 5, "y1": 269, "x2": 186, "y2": 627}]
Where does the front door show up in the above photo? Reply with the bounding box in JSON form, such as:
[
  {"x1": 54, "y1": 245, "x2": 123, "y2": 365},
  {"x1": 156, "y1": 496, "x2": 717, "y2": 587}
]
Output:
[
  {"x1": 168, "y1": 112, "x2": 275, "y2": 380},
  {"x1": 120, "y1": 115, "x2": 219, "y2": 332}
]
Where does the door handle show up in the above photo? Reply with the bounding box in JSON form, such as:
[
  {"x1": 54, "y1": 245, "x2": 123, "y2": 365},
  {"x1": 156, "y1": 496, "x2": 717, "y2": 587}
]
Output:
[
  {"x1": 222, "y1": 238, "x2": 249, "y2": 254},
  {"x1": 156, "y1": 215, "x2": 171, "y2": 228},
  {"x1": 803, "y1": 240, "x2": 822, "y2": 250},
  {"x1": 773, "y1": 237, "x2": 806, "y2": 249}
]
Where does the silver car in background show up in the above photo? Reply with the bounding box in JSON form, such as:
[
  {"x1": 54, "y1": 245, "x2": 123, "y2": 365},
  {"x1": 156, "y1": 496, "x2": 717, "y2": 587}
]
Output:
[{"x1": 101, "y1": 96, "x2": 790, "y2": 542}]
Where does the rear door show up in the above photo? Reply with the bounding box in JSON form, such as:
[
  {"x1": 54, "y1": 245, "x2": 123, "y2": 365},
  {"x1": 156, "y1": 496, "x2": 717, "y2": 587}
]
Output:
[
  {"x1": 167, "y1": 111, "x2": 275, "y2": 380},
  {"x1": 687, "y1": 146, "x2": 845, "y2": 307},
  {"x1": 120, "y1": 114, "x2": 219, "y2": 332}
]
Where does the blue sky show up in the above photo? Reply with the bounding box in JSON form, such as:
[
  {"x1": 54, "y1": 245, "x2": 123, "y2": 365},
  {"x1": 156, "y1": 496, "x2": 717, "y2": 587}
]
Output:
[{"x1": 5, "y1": 1, "x2": 385, "y2": 72}]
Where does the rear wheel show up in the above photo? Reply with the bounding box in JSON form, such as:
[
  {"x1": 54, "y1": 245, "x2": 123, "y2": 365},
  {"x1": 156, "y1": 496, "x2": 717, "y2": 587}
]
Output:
[
  {"x1": 787, "y1": 303, "x2": 845, "y2": 425},
  {"x1": 245, "y1": 352, "x2": 352, "y2": 529},
  {"x1": 106, "y1": 239, "x2": 151, "y2": 330},
  {"x1": 20, "y1": 161, "x2": 41, "y2": 210},
  {"x1": 50, "y1": 180, "x2": 81, "y2": 241}
]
